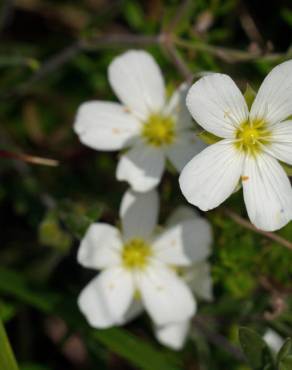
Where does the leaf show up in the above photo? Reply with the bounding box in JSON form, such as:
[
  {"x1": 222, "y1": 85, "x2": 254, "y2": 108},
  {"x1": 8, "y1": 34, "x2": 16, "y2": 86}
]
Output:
[
  {"x1": 277, "y1": 339, "x2": 292, "y2": 370},
  {"x1": 279, "y1": 356, "x2": 292, "y2": 370},
  {"x1": 0, "y1": 267, "x2": 59, "y2": 313},
  {"x1": 0, "y1": 318, "x2": 19, "y2": 370},
  {"x1": 244, "y1": 84, "x2": 256, "y2": 110},
  {"x1": 238, "y1": 327, "x2": 275, "y2": 370},
  {"x1": 92, "y1": 328, "x2": 182, "y2": 370},
  {"x1": 197, "y1": 130, "x2": 221, "y2": 145},
  {"x1": 280, "y1": 162, "x2": 292, "y2": 177}
]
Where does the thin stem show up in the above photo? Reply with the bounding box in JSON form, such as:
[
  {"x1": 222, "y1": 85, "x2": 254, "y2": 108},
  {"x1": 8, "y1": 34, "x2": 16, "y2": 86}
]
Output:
[
  {"x1": 223, "y1": 207, "x2": 292, "y2": 251},
  {"x1": 0, "y1": 150, "x2": 59, "y2": 167}
]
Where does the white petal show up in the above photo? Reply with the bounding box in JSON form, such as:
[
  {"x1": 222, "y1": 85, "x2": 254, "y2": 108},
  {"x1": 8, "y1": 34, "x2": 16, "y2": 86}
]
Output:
[
  {"x1": 166, "y1": 132, "x2": 206, "y2": 171},
  {"x1": 183, "y1": 262, "x2": 213, "y2": 301},
  {"x1": 179, "y1": 140, "x2": 244, "y2": 211},
  {"x1": 155, "y1": 321, "x2": 190, "y2": 350},
  {"x1": 164, "y1": 83, "x2": 192, "y2": 130},
  {"x1": 137, "y1": 264, "x2": 196, "y2": 325},
  {"x1": 166, "y1": 206, "x2": 200, "y2": 227},
  {"x1": 79, "y1": 267, "x2": 134, "y2": 323},
  {"x1": 264, "y1": 120, "x2": 292, "y2": 165},
  {"x1": 123, "y1": 299, "x2": 144, "y2": 323},
  {"x1": 242, "y1": 153, "x2": 292, "y2": 231},
  {"x1": 250, "y1": 60, "x2": 292, "y2": 126},
  {"x1": 263, "y1": 330, "x2": 284, "y2": 353},
  {"x1": 186, "y1": 74, "x2": 248, "y2": 138},
  {"x1": 108, "y1": 50, "x2": 165, "y2": 120},
  {"x1": 120, "y1": 188, "x2": 159, "y2": 240},
  {"x1": 153, "y1": 219, "x2": 212, "y2": 266},
  {"x1": 116, "y1": 145, "x2": 165, "y2": 192},
  {"x1": 77, "y1": 223, "x2": 122, "y2": 269},
  {"x1": 78, "y1": 276, "x2": 116, "y2": 329},
  {"x1": 74, "y1": 101, "x2": 140, "y2": 151}
]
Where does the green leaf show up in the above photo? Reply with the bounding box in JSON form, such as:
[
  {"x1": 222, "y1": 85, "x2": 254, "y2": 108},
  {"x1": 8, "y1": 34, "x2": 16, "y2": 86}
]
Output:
[
  {"x1": 0, "y1": 267, "x2": 59, "y2": 313},
  {"x1": 197, "y1": 130, "x2": 221, "y2": 145},
  {"x1": 0, "y1": 319, "x2": 19, "y2": 370},
  {"x1": 280, "y1": 162, "x2": 292, "y2": 176},
  {"x1": 277, "y1": 339, "x2": 292, "y2": 370},
  {"x1": 244, "y1": 84, "x2": 256, "y2": 110},
  {"x1": 92, "y1": 328, "x2": 182, "y2": 370},
  {"x1": 238, "y1": 327, "x2": 275, "y2": 370}
]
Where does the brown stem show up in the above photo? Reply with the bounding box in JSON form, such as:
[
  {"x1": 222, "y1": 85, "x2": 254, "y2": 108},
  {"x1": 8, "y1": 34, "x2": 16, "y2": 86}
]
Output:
[
  {"x1": 0, "y1": 150, "x2": 59, "y2": 167},
  {"x1": 223, "y1": 207, "x2": 292, "y2": 251}
]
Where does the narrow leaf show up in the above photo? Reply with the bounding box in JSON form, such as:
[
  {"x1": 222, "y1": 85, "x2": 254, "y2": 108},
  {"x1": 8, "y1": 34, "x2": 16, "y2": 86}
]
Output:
[
  {"x1": 239, "y1": 327, "x2": 275, "y2": 370},
  {"x1": 92, "y1": 328, "x2": 182, "y2": 370},
  {"x1": 0, "y1": 319, "x2": 19, "y2": 370}
]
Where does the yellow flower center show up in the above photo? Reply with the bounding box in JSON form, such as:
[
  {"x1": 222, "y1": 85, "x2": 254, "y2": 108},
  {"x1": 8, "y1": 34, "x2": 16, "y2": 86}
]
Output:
[
  {"x1": 122, "y1": 238, "x2": 152, "y2": 270},
  {"x1": 235, "y1": 119, "x2": 271, "y2": 154},
  {"x1": 142, "y1": 113, "x2": 175, "y2": 147}
]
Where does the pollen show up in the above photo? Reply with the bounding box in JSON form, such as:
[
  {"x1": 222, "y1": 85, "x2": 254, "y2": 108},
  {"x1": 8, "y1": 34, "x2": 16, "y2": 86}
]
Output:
[
  {"x1": 235, "y1": 119, "x2": 271, "y2": 154},
  {"x1": 142, "y1": 113, "x2": 175, "y2": 147},
  {"x1": 122, "y1": 238, "x2": 152, "y2": 270}
]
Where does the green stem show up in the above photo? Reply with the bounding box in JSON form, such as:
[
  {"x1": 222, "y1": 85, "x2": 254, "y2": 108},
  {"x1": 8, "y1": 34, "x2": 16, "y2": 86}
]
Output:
[{"x1": 0, "y1": 319, "x2": 19, "y2": 370}]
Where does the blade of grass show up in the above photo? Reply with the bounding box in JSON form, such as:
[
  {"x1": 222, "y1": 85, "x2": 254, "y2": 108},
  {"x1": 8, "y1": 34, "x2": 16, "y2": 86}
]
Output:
[{"x1": 0, "y1": 318, "x2": 19, "y2": 370}]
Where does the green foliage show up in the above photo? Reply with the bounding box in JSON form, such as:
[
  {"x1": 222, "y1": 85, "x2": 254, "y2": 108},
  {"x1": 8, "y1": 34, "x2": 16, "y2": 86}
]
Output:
[
  {"x1": 277, "y1": 339, "x2": 292, "y2": 370},
  {"x1": 238, "y1": 327, "x2": 275, "y2": 370},
  {"x1": 0, "y1": 319, "x2": 19, "y2": 370}
]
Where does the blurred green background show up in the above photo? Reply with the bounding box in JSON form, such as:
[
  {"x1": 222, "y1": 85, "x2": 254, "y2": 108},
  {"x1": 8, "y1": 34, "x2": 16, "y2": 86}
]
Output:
[{"x1": 1, "y1": 0, "x2": 292, "y2": 369}]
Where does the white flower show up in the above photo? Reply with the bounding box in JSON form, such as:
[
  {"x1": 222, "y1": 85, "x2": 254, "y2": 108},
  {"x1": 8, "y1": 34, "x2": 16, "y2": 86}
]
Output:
[
  {"x1": 154, "y1": 207, "x2": 213, "y2": 350},
  {"x1": 77, "y1": 190, "x2": 212, "y2": 345},
  {"x1": 74, "y1": 50, "x2": 204, "y2": 192},
  {"x1": 179, "y1": 60, "x2": 292, "y2": 231}
]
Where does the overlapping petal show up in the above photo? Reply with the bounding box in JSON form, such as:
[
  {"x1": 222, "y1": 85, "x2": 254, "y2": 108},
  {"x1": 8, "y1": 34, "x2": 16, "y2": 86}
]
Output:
[
  {"x1": 242, "y1": 152, "x2": 292, "y2": 231},
  {"x1": 116, "y1": 144, "x2": 165, "y2": 192},
  {"x1": 166, "y1": 132, "x2": 206, "y2": 171},
  {"x1": 137, "y1": 264, "x2": 196, "y2": 326},
  {"x1": 179, "y1": 140, "x2": 245, "y2": 211},
  {"x1": 108, "y1": 50, "x2": 165, "y2": 120},
  {"x1": 153, "y1": 219, "x2": 212, "y2": 266},
  {"x1": 250, "y1": 60, "x2": 292, "y2": 126},
  {"x1": 77, "y1": 223, "x2": 122, "y2": 269},
  {"x1": 120, "y1": 188, "x2": 159, "y2": 241},
  {"x1": 264, "y1": 120, "x2": 292, "y2": 165},
  {"x1": 155, "y1": 321, "x2": 190, "y2": 350},
  {"x1": 186, "y1": 74, "x2": 248, "y2": 138},
  {"x1": 74, "y1": 101, "x2": 140, "y2": 151}
]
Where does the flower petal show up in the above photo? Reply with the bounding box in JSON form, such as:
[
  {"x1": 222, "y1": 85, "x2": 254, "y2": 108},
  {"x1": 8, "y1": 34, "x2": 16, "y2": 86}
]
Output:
[
  {"x1": 186, "y1": 74, "x2": 248, "y2": 138},
  {"x1": 250, "y1": 60, "x2": 292, "y2": 126},
  {"x1": 264, "y1": 120, "x2": 292, "y2": 165},
  {"x1": 242, "y1": 153, "x2": 292, "y2": 231},
  {"x1": 183, "y1": 262, "x2": 213, "y2": 301},
  {"x1": 116, "y1": 144, "x2": 165, "y2": 192},
  {"x1": 166, "y1": 132, "x2": 206, "y2": 171},
  {"x1": 74, "y1": 101, "x2": 140, "y2": 151},
  {"x1": 137, "y1": 264, "x2": 196, "y2": 325},
  {"x1": 79, "y1": 267, "x2": 134, "y2": 326},
  {"x1": 77, "y1": 223, "x2": 122, "y2": 270},
  {"x1": 153, "y1": 219, "x2": 212, "y2": 266},
  {"x1": 78, "y1": 276, "x2": 116, "y2": 329},
  {"x1": 120, "y1": 188, "x2": 159, "y2": 241},
  {"x1": 166, "y1": 206, "x2": 200, "y2": 227},
  {"x1": 179, "y1": 140, "x2": 244, "y2": 211},
  {"x1": 108, "y1": 50, "x2": 165, "y2": 120},
  {"x1": 164, "y1": 83, "x2": 192, "y2": 130},
  {"x1": 155, "y1": 321, "x2": 190, "y2": 350}
]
